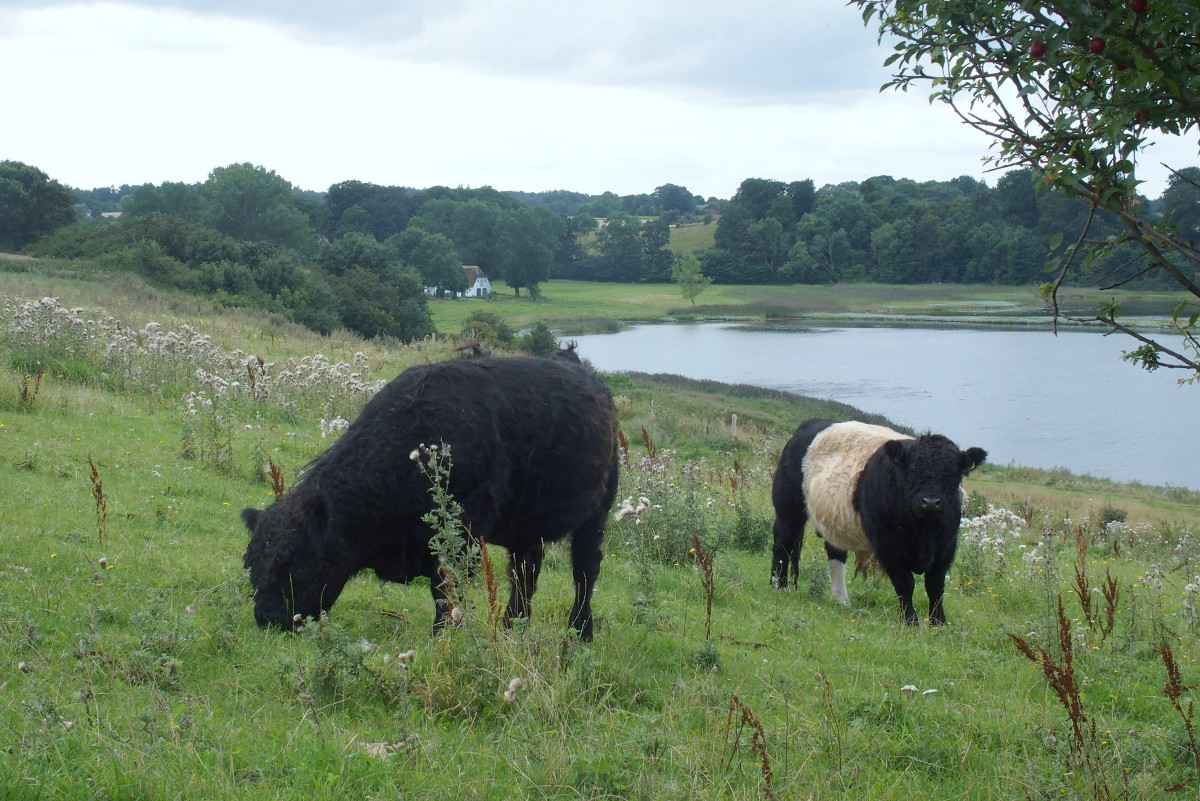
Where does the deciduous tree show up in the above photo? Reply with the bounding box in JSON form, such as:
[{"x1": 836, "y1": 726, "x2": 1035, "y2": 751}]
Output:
[
  {"x1": 855, "y1": 0, "x2": 1200, "y2": 378},
  {"x1": 0, "y1": 161, "x2": 76, "y2": 251},
  {"x1": 671, "y1": 253, "x2": 712, "y2": 306}
]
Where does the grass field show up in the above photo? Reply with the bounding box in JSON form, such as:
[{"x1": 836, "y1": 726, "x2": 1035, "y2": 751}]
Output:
[
  {"x1": 428, "y1": 274, "x2": 1190, "y2": 335},
  {"x1": 2, "y1": 265, "x2": 1199, "y2": 799}
]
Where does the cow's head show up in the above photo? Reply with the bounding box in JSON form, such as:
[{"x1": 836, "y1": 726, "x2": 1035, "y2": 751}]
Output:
[
  {"x1": 241, "y1": 491, "x2": 352, "y2": 630},
  {"x1": 884, "y1": 435, "x2": 987, "y2": 520}
]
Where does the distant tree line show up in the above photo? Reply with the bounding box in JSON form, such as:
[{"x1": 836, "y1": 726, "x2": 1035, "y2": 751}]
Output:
[
  {"x1": 701, "y1": 171, "x2": 1198, "y2": 288},
  {"x1": 3, "y1": 158, "x2": 1197, "y2": 343}
]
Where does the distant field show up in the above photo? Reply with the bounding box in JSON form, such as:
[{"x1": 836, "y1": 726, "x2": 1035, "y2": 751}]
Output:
[
  {"x1": 667, "y1": 221, "x2": 717, "y2": 253},
  {"x1": 428, "y1": 278, "x2": 1189, "y2": 335}
]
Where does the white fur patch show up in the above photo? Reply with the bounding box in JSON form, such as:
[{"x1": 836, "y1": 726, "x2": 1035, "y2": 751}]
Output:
[
  {"x1": 801, "y1": 422, "x2": 912, "y2": 553},
  {"x1": 828, "y1": 559, "x2": 850, "y2": 605}
]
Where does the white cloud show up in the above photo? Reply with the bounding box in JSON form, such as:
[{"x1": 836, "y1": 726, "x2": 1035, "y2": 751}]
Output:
[{"x1": 1, "y1": 1, "x2": 1193, "y2": 198}]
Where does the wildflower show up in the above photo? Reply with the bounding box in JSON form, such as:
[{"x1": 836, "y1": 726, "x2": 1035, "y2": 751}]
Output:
[
  {"x1": 98, "y1": 557, "x2": 108, "y2": 569},
  {"x1": 450, "y1": 607, "x2": 464, "y2": 624},
  {"x1": 901, "y1": 684, "x2": 918, "y2": 692}
]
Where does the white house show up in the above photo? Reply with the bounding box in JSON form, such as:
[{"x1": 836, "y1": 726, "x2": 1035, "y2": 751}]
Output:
[
  {"x1": 425, "y1": 265, "x2": 492, "y2": 298},
  {"x1": 461, "y1": 265, "x2": 491, "y2": 298}
]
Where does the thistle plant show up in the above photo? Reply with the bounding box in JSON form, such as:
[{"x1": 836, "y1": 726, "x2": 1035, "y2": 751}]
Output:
[
  {"x1": 1183, "y1": 578, "x2": 1200, "y2": 635},
  {"x1": 179, "y1": 390, "x2": 233, "y2": 469},
  {"x1": 412, "y1": 442, "x2": 476, "y2": 623},
  {"x1": 955, "y1": 503, "x2": 1026, "y2": 592}
]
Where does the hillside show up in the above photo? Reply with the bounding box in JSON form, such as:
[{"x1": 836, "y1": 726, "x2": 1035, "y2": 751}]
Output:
[{"x1": 2, "y1": 270, "x2": 1198, "y2": 799}]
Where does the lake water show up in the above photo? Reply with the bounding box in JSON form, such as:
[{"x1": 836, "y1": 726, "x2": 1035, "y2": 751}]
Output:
[{"x1": 570, "y1": 323, "x2": 1199, "y2": 490}]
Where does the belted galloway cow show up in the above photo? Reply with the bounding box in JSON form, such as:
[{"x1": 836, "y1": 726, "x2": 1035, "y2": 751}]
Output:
[
  {"x1": 771, "y1": 418, "x2": 986, "y2": 625},
  {"x1": 242, "y1": 344, "x2": 620, "y2": 640}
]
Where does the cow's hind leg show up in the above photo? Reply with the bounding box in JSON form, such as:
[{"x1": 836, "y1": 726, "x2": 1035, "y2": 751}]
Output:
[
  {"x1": 430, "y1": 572, "x2": 454, "y2": 633},
  {"x1": 772, "y1": 515, "x2": 804, "y2": 589},
  {"x1": 823, "y1": 541, "x2": 851, "y2": 606},
  {"x1": 567, "y1": 509, "x2": 606, "y2": 642},
  {"x1": 505, "y1": 541, "x2": 545, "y2": 629}
]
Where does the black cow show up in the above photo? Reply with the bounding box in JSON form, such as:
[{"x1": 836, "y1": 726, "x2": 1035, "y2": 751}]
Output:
[
  {"x1": 242, "y1": 345, "x2": 620, "y2": 640},
  {"x1": 771, "y1": 418, "x2": 986, "y2": 625}
]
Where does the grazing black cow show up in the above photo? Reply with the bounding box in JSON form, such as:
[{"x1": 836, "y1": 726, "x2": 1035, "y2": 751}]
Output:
[
  {"x1": 242, "y1": 344, "x2": 620, "y2": 640},
  {"x1": 771, "y1": 418, "x2": 986, "y2": 625}
]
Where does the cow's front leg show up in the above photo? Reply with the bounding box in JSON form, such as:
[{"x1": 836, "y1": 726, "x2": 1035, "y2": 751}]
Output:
[
  {"x1": 887, "y1": 570, "x2": 919, "y2": 625},
  {"x1": 823, "y1": 542, "x2": 851, "y2": 606},
  {"x1": 506, "y1": 542, "x2": 544, "y2": 628},
  {"x1": 925, "y1": 569, "x2": 948, "y2": 626}
]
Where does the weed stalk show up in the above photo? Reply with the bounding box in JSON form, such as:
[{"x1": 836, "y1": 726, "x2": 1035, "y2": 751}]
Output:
[
  {"x1": 722, "y1": 693, "x2": 775, "y2": 800},
  {"x1": 87, "y1": 455, "x2": 107, "y2": 547}
]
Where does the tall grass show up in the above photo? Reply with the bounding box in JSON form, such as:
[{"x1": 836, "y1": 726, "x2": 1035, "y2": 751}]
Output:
[{"x1": 1, "y1": 286, "x2": 1198, "y2": 799}]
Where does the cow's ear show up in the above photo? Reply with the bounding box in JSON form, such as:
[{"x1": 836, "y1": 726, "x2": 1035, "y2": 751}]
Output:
[
  {"x1": 241, "y1": 507, "x2": 261, "y2": 533},
  {"x1": 960, "y1": 447, "x2": 988, "y2": 475},
  {"x1": 884, "y1": 439, "x2": 907, "y2": 464}
]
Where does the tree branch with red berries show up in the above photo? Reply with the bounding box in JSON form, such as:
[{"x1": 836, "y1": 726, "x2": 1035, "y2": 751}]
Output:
[{"x1": 854, "y1": 0, "x2": 1200, "y2": 379}]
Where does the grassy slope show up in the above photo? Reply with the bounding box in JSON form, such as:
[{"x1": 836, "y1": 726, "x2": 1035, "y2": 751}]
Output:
[{"x1": 2, "y1": 266, "x2": 1198, "y2": 799}]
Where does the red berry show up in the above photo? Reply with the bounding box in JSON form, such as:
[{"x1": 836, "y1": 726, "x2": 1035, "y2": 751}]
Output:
[
  {"x1": 1116, "y1": 62, "x2": 1128, "y2": 71},
  {"x1": 1131, "y1": 0, "x2": 1147, "y2": 12},
  {"x1": 1155, "y1": 40, "x2": 1165, "y2": 49},
  {"x1": 1030, "y1": 41, "x2": 1047, "y2": 58},
  {"x1": 1090, "y1": 37, "x2": 1106, "y2": 55}
]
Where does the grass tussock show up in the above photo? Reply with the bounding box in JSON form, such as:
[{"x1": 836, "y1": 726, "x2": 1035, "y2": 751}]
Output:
[{"x1": 1, "y1": 278, "x2": 1198, "y2": 799}]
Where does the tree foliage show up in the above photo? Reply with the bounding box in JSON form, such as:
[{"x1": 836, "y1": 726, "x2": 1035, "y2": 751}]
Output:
[
  {"x1": 854, "y1": 0, "x2": 1200, "y2": 378},
  {"x1": 0, "y1": 161, "x2": 76, "y2": 251},
  {"x1": 671, "y1": 253, "x2": 712, "y2": 306}
]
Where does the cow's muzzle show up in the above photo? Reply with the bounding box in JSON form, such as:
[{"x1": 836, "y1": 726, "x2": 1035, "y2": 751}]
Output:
[{"x1": 920, "y1": 496, "x2": 943, "y2": 517}]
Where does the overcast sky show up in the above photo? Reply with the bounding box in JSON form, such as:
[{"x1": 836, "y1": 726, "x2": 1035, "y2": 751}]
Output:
[{"x1": 1, "y1": 0, "x2": 1195, "y2": 199}]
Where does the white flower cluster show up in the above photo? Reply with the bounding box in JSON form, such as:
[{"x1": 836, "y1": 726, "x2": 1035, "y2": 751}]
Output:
[
  {"x1": 381, "y1": 648, "x2": 418, "y2": 669},
  {"x1": 4, "y1": 296, "x2": 97, "y2": 354},
  {"x1": 960, "y1": 505, "x2": 1026, "y2": 548},
  {"x1": 1184, "y1": 578, "x2": 1200, "y2": 630},
  {"x1": 268, "y1": 352, "x2": 385, "y2": 419},
  {"x1": 183, "y1": 391, "x2": 214, "y2": 415},
  {"x1": 319, "y1": 416, "x2": 350, "y2": 439},
  {"x1": 614, "y1": 495, "x2": 652, "y2": 522},
  {"x1": 6, "y1": 297, "x2": 397, "y2": 445}
]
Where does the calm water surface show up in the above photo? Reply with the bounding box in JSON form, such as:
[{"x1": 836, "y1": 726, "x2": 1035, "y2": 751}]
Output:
[{"x1": 571, "y1": 323, "x2": 1198, "y2": 490}]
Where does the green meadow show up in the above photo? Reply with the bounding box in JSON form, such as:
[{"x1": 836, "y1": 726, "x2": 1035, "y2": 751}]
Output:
[
  {"x1": 1, "y1": 267, "x2": 1198, "y2": 800},
  {"x1": 428, "y1": 275, "x2": 1189, "y2": 334}
]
